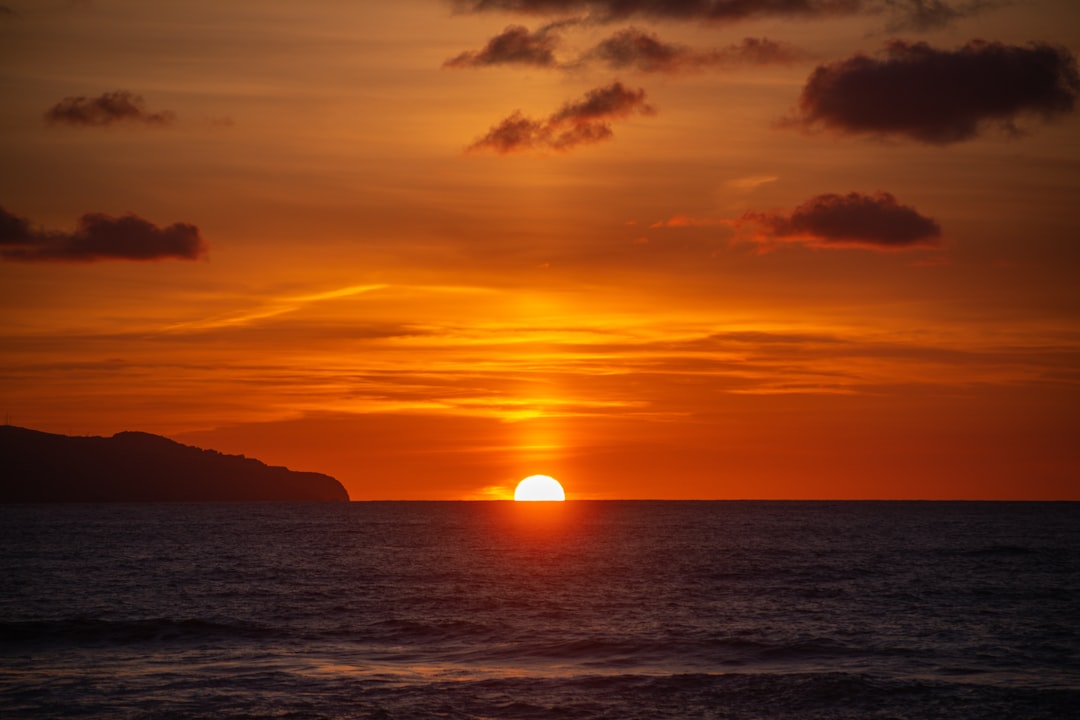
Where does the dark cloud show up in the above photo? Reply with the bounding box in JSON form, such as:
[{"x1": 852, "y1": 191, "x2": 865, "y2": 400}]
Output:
[
  {"x1": 739, "y1": 192, "x2": 941, "y2": 249},
  {"x1": 0, "y1": 206, "x2": 206, "y2": 262},
  {"x1": 450, "y1": 0, "x2": 863, "y2": 22},
  {"x1": 0, "y1": 208, "x2": 34, "y2": 250},
  {"x1": 449, "y1": 0, "x2": 997, "y2": 27},
  {"x1": 44, "y1": 90, "x2": 176, "y2": 127},
  {"x1": 444, "y1": 21, "x2": 573, "y2": 68},
  {"x1": 445, "y1": 24, "x2": 805, "y2": 73},
  {"x1": 468, "y1": 81, "x2": 654, "y2": 154},
  {"x1": 587, "y1": 29, "x2": 807, "y2": 73},
  {"x1": 552, "y1": 80, "x2": 653, "y2": 121},
  {"x1": 786, "y1": 40, "x2": 1080, "y2": 144}
]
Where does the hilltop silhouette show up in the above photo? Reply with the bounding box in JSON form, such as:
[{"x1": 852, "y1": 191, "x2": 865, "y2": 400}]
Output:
[{"x1": 0, "y1": 426, "x2": 349, "y2": 502}]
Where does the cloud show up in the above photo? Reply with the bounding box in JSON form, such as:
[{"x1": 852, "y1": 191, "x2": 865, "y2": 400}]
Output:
[
  {"x1": 586, "y1": 30, "x2": 807, "y2": 73},
  {"x1": 725, "y1": 175, "x2": 780, "y2": 191},
  {"x1": 882, "y1": 0, "x2": 1005, "y2": 31},
  {"x1": 444, "y1": 21, "x2": 575, "y2": 68},
  {"x1": 450, "y1": 0, "x2": 861, "y2": 22},
  {"x1": 786, "y1": 40, "x2": 1080, "y2": 144},
  {"x1": 44, "y1": 90, "x2": 176, "y2": 127},
  {"x1": 0, "y1": 206, "x2": 206, "y2": 262},
  {"x1": 448, "y1": 0, "x2": 997, "y2": 27},
  {"x1": 737, "y1": 191, "x2": 941, "y2": 249},
  {"x1": 161, "y1": 285, "x2": 387, "y2": 333},
  {"x1": 444, "y1": 24, "x2": 805, "y2": 74},
  {"x1": 467, "y1": 81, "x2": 654, "y2": 154},
  {"x1": 649, "y1": 215, "x2": 730, "y2": 229}
]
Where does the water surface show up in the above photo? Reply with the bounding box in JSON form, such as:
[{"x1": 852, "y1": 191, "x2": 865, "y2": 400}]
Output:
[{"x1": 2, "y1": 501, "x2": 1077, "y2": 718}]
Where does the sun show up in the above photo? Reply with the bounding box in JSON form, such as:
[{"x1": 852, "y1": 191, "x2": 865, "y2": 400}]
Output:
[{"x1": 513, "y1": 475, "x2": 566, "y2": 501}]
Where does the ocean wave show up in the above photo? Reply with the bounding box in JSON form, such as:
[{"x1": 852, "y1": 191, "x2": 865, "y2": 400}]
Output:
[
  {"x1": 0, "y1": 616, "x2": 269, "y2": 648},
  {"x1": 8, "y1": 669, "x2": 1073, "y2": 720},
  {"x1": 4, "y1": 501, "x2": 1077, "y2": 719},
  {"x1": 372, "y1": 631, "x2": 883, "y2": 675},
  {"x1": 963, "y1": 544, "x2": 1037, "y2": 556}
]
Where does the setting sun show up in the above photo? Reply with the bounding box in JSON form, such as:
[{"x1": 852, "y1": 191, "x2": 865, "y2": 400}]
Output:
[{"x1": 513, "y1": 475, "x2": 566, "y2": 501}]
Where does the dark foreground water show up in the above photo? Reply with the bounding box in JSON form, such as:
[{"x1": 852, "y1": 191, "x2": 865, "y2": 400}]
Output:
[{"x1": 2, "y1": 501, "x2": 1078, "y2": 719}]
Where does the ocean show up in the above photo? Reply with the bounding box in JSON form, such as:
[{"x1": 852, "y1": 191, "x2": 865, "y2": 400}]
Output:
[{"x1": 1, "y1": 501, "x2": 1077, "y2": 719}]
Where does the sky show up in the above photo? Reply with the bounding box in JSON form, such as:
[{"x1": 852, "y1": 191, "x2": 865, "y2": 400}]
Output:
[{"x1": 2, "y1": 0, "x2": 1079, "y2": 500}]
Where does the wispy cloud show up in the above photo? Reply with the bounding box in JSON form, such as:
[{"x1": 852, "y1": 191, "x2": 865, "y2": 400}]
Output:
[
  {"x1": 881, "y1": 0, "x2": 1007, "y2": 32},
  {"x1": 586, "y1": 30, "x2": 807, "y2": 73},
  {"x1": 447, "y1": 25, "x2": 806, "y2": 73},
  {"x1": 650, "y1": 215, "x2": 730, "y2": 229},
  {"x1": 725, "y1": 175, "x2": 780, "y2": 191},
  {"x1": 443, "y1": 21, "x2": 575, "y2": 68},
  {"x1": 784, "y1": 40, "x2": 1079, "y2": 144},
  {"x1": 467, "y1": 81, "x2": 654, "y2": 154},
  {"x1": 0, "y1": 206, "x2": 205, "y2": 262},
  {"x1": 161, "y1": 284, "x2": 388, "y2": 332},
  {"x1": 44, "y1": 90, "x2": 176, "y2": 127}
]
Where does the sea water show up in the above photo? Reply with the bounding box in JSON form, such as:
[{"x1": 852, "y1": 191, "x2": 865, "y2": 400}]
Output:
[{"x1": 1, "y1": 501, "x2": 1077, "y2": 719}]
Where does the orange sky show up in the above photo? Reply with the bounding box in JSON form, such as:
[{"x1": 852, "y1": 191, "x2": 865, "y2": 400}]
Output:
[{"x1": 2, "y1": 0, "x2": 1079, "y2": 499}]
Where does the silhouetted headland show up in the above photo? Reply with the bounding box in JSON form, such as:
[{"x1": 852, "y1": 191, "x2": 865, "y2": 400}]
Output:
[{"x1": 0, "y1": 425, "x2": 349, "y2": 502}]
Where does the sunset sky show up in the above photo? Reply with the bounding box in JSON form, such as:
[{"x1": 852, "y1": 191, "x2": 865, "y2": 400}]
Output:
[{"x1": 2, "y1": 0, "x2": 1079, "y2": 500}]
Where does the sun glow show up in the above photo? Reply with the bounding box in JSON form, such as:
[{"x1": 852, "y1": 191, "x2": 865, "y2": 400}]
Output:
[{"x1": 513, "y1": 475, "x2": 566, "y2": 501}]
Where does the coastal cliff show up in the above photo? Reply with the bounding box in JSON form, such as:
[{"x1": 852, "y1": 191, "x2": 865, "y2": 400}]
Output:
[{"x1": 0, "y1": 426, "x2": 349, "y2": 502}]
